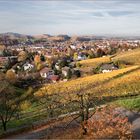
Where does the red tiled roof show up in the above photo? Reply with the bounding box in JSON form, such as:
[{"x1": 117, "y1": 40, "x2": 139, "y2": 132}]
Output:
[
  {"x1": 49, "y1": 75, "x2": 59, "y2": 81},
  {"x1": 40, "y1": 67, "x2": 51, "y2": 73}
]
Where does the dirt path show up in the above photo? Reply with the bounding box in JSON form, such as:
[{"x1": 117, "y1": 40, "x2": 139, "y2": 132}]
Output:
[
  {"x1": 3, "y1": 116, "x2": 80, "y2": 139},
  {"x1": 3, "y1": 107, "x2": 140, "y2": 139}
]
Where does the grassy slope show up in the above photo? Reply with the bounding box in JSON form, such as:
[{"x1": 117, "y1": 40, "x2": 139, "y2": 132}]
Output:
[
  {"x1": 35, "y1": 65, "x2": 140, "y2": 97},
  {"x1": 79, "y1": 56, "x2": 111, "y2": 68},
  {"x1": 112, "y1": 95, "x2": 140, "y2": 111},
  {"x1": 78, "y1": 56, "x2": 111, "y2": 75},
  {"x1": 112, "y1": 48, "x2": 140, "y2": 65}
]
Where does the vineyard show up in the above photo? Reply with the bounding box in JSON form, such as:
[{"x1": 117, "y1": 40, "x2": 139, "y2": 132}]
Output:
[
  {"x1": 35, "y1": 65, "x2": 140, "y2": 98},
  {"x1": 79, "y1": 56, "x2": 111, "y2": 68},
  {"x1": 77, "y1": 56, "x2": 111, "y2": 75},
  {"x1": 112, "y1": 48, "x2": 140, "y2": 65}
]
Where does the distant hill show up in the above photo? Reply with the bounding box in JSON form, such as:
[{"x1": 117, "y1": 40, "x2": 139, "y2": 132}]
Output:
[
  {"x1": 71, "y1": 36, "x2": 91, "y2": 42},
  {"x1": 49, "y1": 35, "x2": 70, "y2": 42},
  {"x1": 70, "y1": 35, "x2": 105, "y2": 41},
  {"x1": 33, "y1": 34, "x2": 52, "y2": 39},
  {"x1": 1, "y1": 32, "x2": 140, "y2": 43},
  {"x1": 34, "y1": 34, "x2": 71, "y2": 42},
  {"x1": 0, "y1": 32, "x2": 34, "y2": 40}
]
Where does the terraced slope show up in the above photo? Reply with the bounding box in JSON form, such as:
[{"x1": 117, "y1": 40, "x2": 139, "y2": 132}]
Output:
[
  {"x1": 112, "y1": 48, "x2": 140, "y2": 65},
  {"x1": 35, "y1": 65, "x2": 140, "y2": 97},
  {"x1": 79, "y1": 56, "x2": 111, "y2": 68},
  {"x1": 77, "y1": 56, "x2": 111, "y2": 75}
]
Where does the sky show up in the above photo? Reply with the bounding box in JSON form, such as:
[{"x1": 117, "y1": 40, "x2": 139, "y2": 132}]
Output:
[{"x1": 0, "y1": 0, "x2": 140, "y2": 36}]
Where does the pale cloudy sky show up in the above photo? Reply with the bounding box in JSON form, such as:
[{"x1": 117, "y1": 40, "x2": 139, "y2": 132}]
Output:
[{"x1": 0, "y1": 0, "x2": 140, "y2": 36}]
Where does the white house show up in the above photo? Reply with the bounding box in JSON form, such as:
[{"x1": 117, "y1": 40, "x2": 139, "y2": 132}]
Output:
[
  {"x1": 70, "y1": 45, "x2": 76, "y2": 50},
  {"x1": 77, "y1": 55, "x2": 86, "y2": 61},
  {"x1": 39, "y1": 67, "x2": 52, "y2": 78},
  {"x1": 55, "y1": 63, "x2": 61, "y2": 70},
  {"x1": 100, "y1": 63, "x2": 118, "y2": 73},
  {"x1": 62, "y1": 66, "x2": 70, "y2": 77},
  {"x1": 23, "y1": 63, "x2": 34, "y2": 71}
]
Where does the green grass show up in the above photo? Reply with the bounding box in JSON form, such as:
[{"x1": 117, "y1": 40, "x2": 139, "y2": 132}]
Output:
[{"x1": 114, "y1": 96, "x2": 140, "y2": 111}]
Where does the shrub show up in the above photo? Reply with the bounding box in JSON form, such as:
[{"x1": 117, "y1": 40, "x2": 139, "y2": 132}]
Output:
[
  {"x1": 76, "y1": 62, "x2": 82, "y2": 68},
  {"x1": 85, "y1": 106, "x2": 133, "y2": 139}
]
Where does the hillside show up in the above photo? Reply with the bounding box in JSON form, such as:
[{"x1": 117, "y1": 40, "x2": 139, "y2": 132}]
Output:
[
  {"x1": 0, "y1": 32, "x2": 33, "y2": 40},
  {"x1": 78, "y1": 56, "x2": 111, "y2": 75},
  {"x1": 35, "y1": 65, "x2": 140, "y2": 97},
  {"x1": 1, "y1": 49, "x2": 140, "y2": 138},
  {"x1": 79, "y1": 56, "x2": 111, "y2": 68},
  {"x1": 35, "y1": 49, "x2": 140, "y2": 98},
  {"x1": 112, "y1": 48, "x2": 140, "y2": 65}
]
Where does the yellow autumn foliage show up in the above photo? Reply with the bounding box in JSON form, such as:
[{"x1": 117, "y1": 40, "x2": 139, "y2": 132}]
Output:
[
  {"x1": 79, "y1": 56, "x2": 111, "y2": 68},
  {"x1": 35, "y1": 65, "x2": 139, "y2": 98},
  {"x1": 18, "y1": 51, "x2": 28, "y2": 62},
  {"x1": 113, "y1": 48, "x2": 140, "y2": 65},
  {"x1": 6, "y1": 69, "x2": 16, "y2": 84}
]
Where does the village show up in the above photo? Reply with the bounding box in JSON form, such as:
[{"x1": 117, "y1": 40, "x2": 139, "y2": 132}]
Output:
[{"x1": 0, "y1": 34, "x2": 140, "y2": 88}]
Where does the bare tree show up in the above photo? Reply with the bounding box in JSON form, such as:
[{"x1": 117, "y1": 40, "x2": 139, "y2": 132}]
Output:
[{"x1": 0, "y1": 80, "x2": 32, "y2": 131}]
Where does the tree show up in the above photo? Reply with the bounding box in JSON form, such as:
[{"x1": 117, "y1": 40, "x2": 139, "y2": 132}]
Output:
[
  {"x1": 73, "y1": 52, "x2": 78, "y2": 60},
  {"x1": 34, "y1": 54, "x2": 41, "y2": 66},
  {"x1": 46, "y1": 57, "x2": 53, "y2": 68},
  {"x1": 85, "y1": 106, "x2": 132, "y2": 139},
  {"x1": 34, "y1": 85, "x2": 62, "y2": 118},
  {"x1": 0, "y1": 80, "x2": 32, "y2": 131},
  {"x1": 0, "y1": 45, "x2": 5, "y2": 56},
  {"x1": 74, "y1": 70, "x2": 81, "y2": 77},
  {"x1": 40, "y1": 54, "x2": 45, "y2": 62},
  {"x1": 36, "y1": 63, "x2": 44, "y2": 71},
  {"x1": 65, "y1": 83, "x2": 106, "y2": 136},
  {"x1": 6, "y1": 69, "x2": 16, "y2": 84},
  {"x1": 18, "y1": 51, "x2": 28, "y2": 62},
  {"x1": 88, "y1": 50, "x2": 95, "y2": 59},
  {"x1": 96, "y1": 48, "x2": 105, "y2": 57},
  {"x1": 66, "y1": 69, "x2": 72, "y2": 79}
]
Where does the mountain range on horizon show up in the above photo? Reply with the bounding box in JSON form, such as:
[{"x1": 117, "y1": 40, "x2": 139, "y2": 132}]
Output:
[{"x1": 0, "y1": 32, "x2": 140, "y2": 41}]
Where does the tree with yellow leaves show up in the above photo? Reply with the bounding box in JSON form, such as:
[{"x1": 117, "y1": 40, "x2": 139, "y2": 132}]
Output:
[
  {"x1": 18, "y1": 51, "x2": 28, "y2": 62},
  {"x1": 73, "y1": 52, "x2": 78, "y2": 60},
  {"x1": 34, "y1": 54, "x2": 41, "y2": 66},
  {"x1": 46, "y1": 57, "x2": 53, "y2": 68},
  {"x1": 0, "y1": 45, "x2": 5, "y2": 56},
  {"x1": 6, "y1": 69, "x2": 16, "y2": 84},
  {"x1": 34, "y1": 54, "x2": 42, "y2": 71}
]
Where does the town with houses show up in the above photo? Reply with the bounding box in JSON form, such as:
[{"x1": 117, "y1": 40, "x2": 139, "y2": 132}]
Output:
[
  {"x1": 0, "y1": 33, "x2": 140, "y2": 88},
  {"x1": 1, "y1": 0, "x2": 140, "y2": 138}
]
